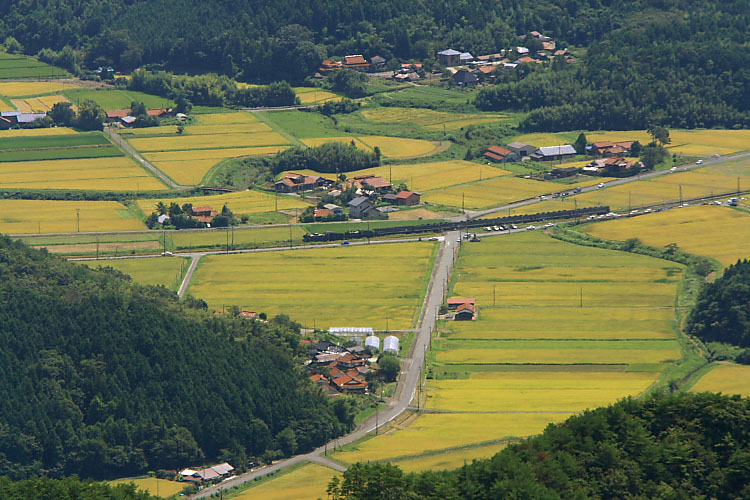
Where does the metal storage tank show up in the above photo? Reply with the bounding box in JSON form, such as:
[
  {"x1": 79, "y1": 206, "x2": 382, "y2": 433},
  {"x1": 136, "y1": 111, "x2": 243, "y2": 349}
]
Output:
[
  {"x1": 365, "y1": 335, "x2": 380, "y2": 351},
  {"x1": 383, "y1": 335, "x2": 399, "y2": 354}
]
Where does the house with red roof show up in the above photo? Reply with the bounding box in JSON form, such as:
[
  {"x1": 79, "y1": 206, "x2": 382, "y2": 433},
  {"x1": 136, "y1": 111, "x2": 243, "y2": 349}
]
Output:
[
  {"x1": 395, "y1": 191, "x2": 421, "y2": 206},
  {"x1": 483, "y1": 145, "x2": 519, "y2": 163},
  {"x1": 343, "y1": 55, "x2": 370, "y2": 69}
]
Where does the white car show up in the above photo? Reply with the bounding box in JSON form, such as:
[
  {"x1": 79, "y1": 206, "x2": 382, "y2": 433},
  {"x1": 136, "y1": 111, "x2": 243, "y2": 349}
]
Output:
[
  {"x1": 696, "y1": 159, "x2": 704, "y2": 165},
  {"x1": 484, "y1": 227, "x2": 492, "y2": 231},
  {"x1": 161, "y1": 251, "x2": 173, "y2": 256},
  {"x1": 597, "y1": 183, "x2": 605, "y2": 189},
  {"x1": 493, "y1": 226, "x2": 500, "y2": 231}
]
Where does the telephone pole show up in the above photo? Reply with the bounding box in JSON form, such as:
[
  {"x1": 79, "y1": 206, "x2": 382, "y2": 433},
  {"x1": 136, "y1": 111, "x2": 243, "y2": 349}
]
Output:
[{"x1": 76, "y1": 208, "x2": 80, "y2": 232}]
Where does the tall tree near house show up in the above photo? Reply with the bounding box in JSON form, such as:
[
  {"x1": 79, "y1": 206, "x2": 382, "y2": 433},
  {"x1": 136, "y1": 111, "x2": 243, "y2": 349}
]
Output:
[
  {"x1": 647, "y1": 125, "x2": 671, "y2": 146},
  {"x1": 573, "y1": 132, "x2": 587, "y2": 154}
]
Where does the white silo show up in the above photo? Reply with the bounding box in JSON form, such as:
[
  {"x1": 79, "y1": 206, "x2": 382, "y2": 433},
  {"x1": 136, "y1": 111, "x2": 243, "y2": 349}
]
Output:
[
  {"x1": 365, "y1": 335, "x2": 380, "y2": 351},
  {"x1": 383, "y1": 335, "x2": 399, "y2": 354}
]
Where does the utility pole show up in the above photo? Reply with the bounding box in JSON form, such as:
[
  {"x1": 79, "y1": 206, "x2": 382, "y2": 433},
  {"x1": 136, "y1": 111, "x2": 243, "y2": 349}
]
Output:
[
  {"x1": 679, "y1": 184, "x2": 683, "y2": 203},
  {"x1": 76, "y1": 208, "x2": 80, "y2": 232},
  {"x1": 289, "y1": 224, "x2": 293, "y2": 249},
  {"x1": 226, "y1": 228, "x2": 229, "y2": 253}
]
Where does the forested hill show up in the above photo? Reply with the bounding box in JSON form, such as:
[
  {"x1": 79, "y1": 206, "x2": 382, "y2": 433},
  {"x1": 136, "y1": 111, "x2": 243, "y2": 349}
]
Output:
[
  {"x1": 331, "y1": 392, "x2": 750, "y2": 500},
  {"x1": 0, "y1": 236, "x2": 352, "y2": 480}
]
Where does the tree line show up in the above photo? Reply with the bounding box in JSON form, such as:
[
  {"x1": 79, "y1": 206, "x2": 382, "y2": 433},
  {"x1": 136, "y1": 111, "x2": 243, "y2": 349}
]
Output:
[
  {"x1": 328, "y1": 392, "x2": 750, "y2": 499},
  {"x1": 0, "y1": 236, "x2": 354, "y2": 480}
]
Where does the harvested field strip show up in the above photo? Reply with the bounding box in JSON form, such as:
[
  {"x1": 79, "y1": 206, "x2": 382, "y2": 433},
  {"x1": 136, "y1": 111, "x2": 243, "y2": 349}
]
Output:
[
  {"x1": 436, "y1": 346, "x2": 680, "y2": 365},
  {"x1": 0, "y1": 199, "x2": 146, "y2": 234},
  {"x1": 128, "y1": 131, "x2": 289, "y2": 152},
  {"x1": 426, "y1": 371, "x2": 659, "y2": 412},
  {"x1": 583, "y1": 205, "x2": 750, "y2": 267},
  {"x1": 187, "y1": 242, "x2": 435, "y2": 330},
  {"x1": 333, "y1": 413, "x2": 568, "y2": 464},
  {"x1": 144, "y1": 147, "x2": 285, "y2": 162},
  {"x1": 125, "y1": 122, "x2": 271, "y2": 136},
  {"x1": 690, "y1": 364, "x2": 750, "y2": 397}
]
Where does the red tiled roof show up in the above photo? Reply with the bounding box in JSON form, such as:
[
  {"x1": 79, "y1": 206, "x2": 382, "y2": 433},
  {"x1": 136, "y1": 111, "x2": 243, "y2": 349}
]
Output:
[
  {"x1": 147, "y1": 108, "x2": 167, "y2": 116},
  {"x1": 240, "y1": 311, "x2": 257, "y2": 319},
  {"x1": 477, "y1": 66, "x2": 494, "y2": 74},
  {"x1": 592, "y1": 141, "x2": 614, "y2": 149},
  {"x1": 344, "y1": 55, "x2": 368, "y2": 66},
  {"x1": 615, "y1": 141, "x2": 635, "y2": 149},
  {"x1": 311, "y1": 373, "x2": 328, "y2": 383},
  {"x1": 362, "y1": 176, "x2": 391, "y2": 189},
  {"x1": 488, "y1": 145, "x2": 512, "y2": 157},
  {"x1": 106, "y1": 109, "x2": 131, "y2": 118},
  {"x1": 447, "y1": 297, "x2": 476, "y2": 306},
  {"x1": 396, "y1": 190, "x2": 416, "y2": 199},
  {"x1": 484, "y1": 152, "x2": 505, "y2": 162},
  {"x1": 314, "y1": 209, "x2": 333, "y2": 218},
  {"x1": 518, "y1": 56, "x2": 536, "y2": 63},
  {"x1": 457, "y1": 303, "x2": 476, "y2": 313}
]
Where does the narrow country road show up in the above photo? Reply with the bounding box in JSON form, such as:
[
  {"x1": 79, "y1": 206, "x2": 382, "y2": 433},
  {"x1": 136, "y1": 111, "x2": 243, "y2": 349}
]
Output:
[
  {"x1": 190, "y1": 230, "x2": 461, "y2": 499},
  {"x1": 104, "y1": 127, "x2": 190, "y2": 190},
  {"x1": 178, "y1": 256, "x2": 201, "y2": 298}
]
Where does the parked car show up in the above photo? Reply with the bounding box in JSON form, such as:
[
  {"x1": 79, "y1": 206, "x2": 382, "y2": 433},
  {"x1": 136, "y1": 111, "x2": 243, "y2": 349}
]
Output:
[
  {"x1": 161, "y1": 251, "x2": 173, "y2": 256},
  {"x1": 696, "y1": 159, "x2": 704, "y2": 165},
  {"x1": 341, "y1": 240, "x2": 350, "y2": 245}
]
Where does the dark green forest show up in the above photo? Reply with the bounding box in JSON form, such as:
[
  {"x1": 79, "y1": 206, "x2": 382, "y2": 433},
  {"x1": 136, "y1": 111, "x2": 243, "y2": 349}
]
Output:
[
  {"x1": 0, "y1": 236, "x2": 353, "y2": 480},
  {"x1": 0, "y1": 476, "x2": 157, "y2": 500},
  {"x1": 688, "y1": 259, "x2": 750, "y2": 348},
  {"x1": 329, "y1": 392, "x2": 750, "y2": 500},
  {"x1": 2, "y1": 1, "x2": 749, "y2": 130}
]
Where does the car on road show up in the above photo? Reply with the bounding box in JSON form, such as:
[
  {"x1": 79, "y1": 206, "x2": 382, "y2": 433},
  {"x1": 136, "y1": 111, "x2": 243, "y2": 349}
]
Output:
[
  {"x1": 670, "y1": 166, "x2": 677, "y2": 172},
  {"x1": 510, "y1": 224, "x2": 518, "y2": 229},
  {"x1": 493, "y1": 225, "x2": 500, "y2": 231},
  {"x1": 573, "y1": 187, "x2": 582, "y2": 194},
  {"x1": 597, "y1": 183, "x2": 605, "y2": 189},
  {"x1": 484, "y1": 226, "x2": 492, "y2": 231},
  {"x1": 696, "y1": 159, "x2": 704, "y2": 165},
  {"x1": 426, "y1": 237, "x2": 439, "y2": 241},
  {"x1": 161, "y1": 251, "x2": 173, "y2": 256},
  {"x1": 341, "y1": 240, "x2": 350, "y2": 245},
  {"x1": 711, "y1": 154, "x2": 721, "y2": 158}
]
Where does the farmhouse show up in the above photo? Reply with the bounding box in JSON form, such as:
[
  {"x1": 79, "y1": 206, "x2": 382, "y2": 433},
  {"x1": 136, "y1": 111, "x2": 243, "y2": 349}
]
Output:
[
  {"x1": 531, "y1": 145, "x2": 577, "y2": 162},
  {"x1": 106, "y1": 109, "x2": 131, "y2": 123},
  {"x1": 548, "y1": 166, "x2": 579, "y2": 178},
  {"x1": 459, "y1": 52, "x2": 474, "y2": 63},
  {"x1": 348, "y1": 196, "x2": 385, "y2": 219},
  {"x1": 331, "y1": 373, "x2": 368, "y2": 393},
  {"x1": 454, "y1": 302, "x2": 476, "y2": 321},
  {"x1": 179, "y1": 463, "x2": 234, "y2": 482},
  {"x1": 343, "y1": 55, "x2": 370, "y2": 69},
  {"x1": 314, "y1": 208, "x2": 333, "y2": 220},
  {"x1": 323, "y1": 203, "x2": 343, "y2": 214},
  {"x1": 275, "y1": 172, "x2": 332, "y2": 193},
  {"x1": 453, "y1": 69, "x2": 479, "y2": 87},
  {"x1": 591, "y1": 141, "x2": 635, "y2": 156},
  {"x1": 370, "y1": 55, "x2": 386, "y2": 67},
  {"x1": 447, "y1": 297, "x2": 476, "y2": 310},
  {"x1": 396, "y1": 190, "x2": 420, "y2": 206},
  {"x1": 438, "y1": 49, "x2": 461, "y2": 66},
  {"x1": 346, "y1": 174, "x2": 392, "y2": 192},
  {"x1": 319, "y1": 59, "x2": 342, "y2": 73},
  {"x1": 382, "y1": 193, "x2": 399, "y2": 204},
  {"x1": 484, "y1": 145, "x2": 519, "y2": 163},
  {"x1": 506, "y1": 141, "x2": 537, "y2": 158},
  {"x1": 584, "y1": 157, "x2": 641, "y2": 175}
]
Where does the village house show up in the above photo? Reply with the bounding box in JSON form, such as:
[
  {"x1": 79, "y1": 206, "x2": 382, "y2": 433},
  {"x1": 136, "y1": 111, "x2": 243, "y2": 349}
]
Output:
[
  {"x1": 396, "y1": 190, "x2": 420, "y2": 206},
  {"x1": 370, "y1": 55, "x2": 386, "y2": 67},
  {"x1": 343, "y1": 55, "x2": 370, "y2": 69},
  {"x1": 179, "y1": 463, "x2": 234, "y2": 482},
  {"x1": 314, "y1": 208, "x2": 333, "y2": 221},
  {"x1": 531, "y1": 145, "x2": 578, "y2": 162},
  {"x1": 447, "y1": 297, "x2": 476, "y2": 310},
  {"x1": 105, "y1": 109, "x2": 131, "y2": 123},
  {"x1": 452, "y1": 68, "x2": 479, "y2": 87},
  {"x1": 473, "y1": 66, "x2": 495, "y2": 81},
  {"x1": 191, "y1": 206, "x2": 219, "y2": 224},
  {"x1": 331, "y1": 373, "x2": 368, "y2": 393},
  {"x1": 348, "y1": 196, "x2": 385, "y2": 220},
  {"x1": 319, "y1": 59, "x2": 342, "y2": 73},
  {"x1": 459, "y1": 52, "x2": 474, "y2": 63},
  {"x1": 584, "y1": 157, "x2": 641, "y2": 175},
  {"x1": 323, "y1": 203, "x2": 344, "y2": 215},
  {"x1": 506, "y1": 141, "x2": 537, "y2": 158},
  {"x1": 547, "y1": 166, "x2": 579, "y2": 179},
  {"x1": 454, "y1": 302, "x2": 476, "y2": 321},
  {"x1": 484, "y1": 145, "x2": 519, "y2": 163},
  {"x1": 345, "y1": 174, "x2": 392, "y2": 192},
  {"x1": 275, "y1": 172, "x2": 332, "y2": 193},
  {"x1": 591, "y1": 141, "x2": 635, "y2": 156},
  {"x1": 438, "y1": 49, "x2": 461, "y2": 66}
]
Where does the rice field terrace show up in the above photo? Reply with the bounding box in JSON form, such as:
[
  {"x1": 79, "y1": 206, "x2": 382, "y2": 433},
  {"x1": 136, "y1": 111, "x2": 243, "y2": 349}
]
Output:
[
  {"x1": 187, "y1": 241, "x2": 436, "y2": 330},
  {"x1": 361, "y1": 106, "x2": 510, "y2": 131},
  {"x1": 0, "y1": 200, "x2": 146, "y2": 234},
  {"x1": 514, "y1": 129, "x2": 750, "y2": 156},
  {"x1": 0, "y1": 51, "x2": 70, "y2": 80},
  {"x1": 392, "y1": 441, "x2": 508, "y2": 473},
  {"x1": 575, "y1": 157, "x2": 750, "y2": 211},
  {"x1": 689, "y1": 364, "x2": 750, "y2": 397},
  {"x1": 582, "y1": 205, "x2": 750, "y2": 267},
  {"x1": 124, "y1": 112, "x2": 291, "y2": 184},
  {"x1": 86, "y1": 256, "x2": 189, "y2": 290}
]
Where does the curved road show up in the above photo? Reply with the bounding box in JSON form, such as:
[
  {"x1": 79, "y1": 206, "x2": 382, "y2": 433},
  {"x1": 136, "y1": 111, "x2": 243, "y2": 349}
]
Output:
[{"x1": 190, "y1": 231, "x2": 460, "y2": 498}]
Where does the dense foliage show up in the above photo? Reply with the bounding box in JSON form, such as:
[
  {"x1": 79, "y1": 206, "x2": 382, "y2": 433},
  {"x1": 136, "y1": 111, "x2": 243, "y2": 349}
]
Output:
[
  {"x1": 0, "y1": 476, "x2": 157, "y2": 500},
  {"x1": 330, "y1": 392, "x2": 750, "y2": 499},
  {"x1": 688, "y1": 259, "x2": 750, "y2": 347},
  {"x1": 0, "y1": 236, "x2": 352, "y2": 479},
  {"x1": 272, "y1": 141, "x2": 379, "y2": 175},
  {"x1": 476, "y1": 2, "x2": 750, "y2": 131}
]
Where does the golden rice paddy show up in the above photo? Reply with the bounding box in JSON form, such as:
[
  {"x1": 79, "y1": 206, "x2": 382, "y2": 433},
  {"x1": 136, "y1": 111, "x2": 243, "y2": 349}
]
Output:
[
  {"x1": 583, "y1": 205, "x2": 750, "y2": 267},
  {"x1": 195, "y1": 112, "x2": 258, "y2": 125},
  {"x1": 362, "y1": 107, "x2": 509, "y2": 131},
  {"x1": 392, "y1": 442, "x2": 508, "y2": 472},
  {"x1": 0, "y1": 81, "x2": 80, "y2": 97},
  {"x1": 333, "y1": 412, "x2": 566, "y2": 464},
  {"x1": 229, "y1": 463, "x2": 337, "y2": 500},
  {"x1": 0, "y1": 157, "x2": 166, "y2": 191},
  {"x1": 129, "y1": 131, "x2": 289, "y2": 152},
  {"x1": 109, "y1": 477, "x2": 185, "y2": 498},
  {"x1": 11, "y1": 94, "x2": 70, "y2": 113},
  {"x1": 690, "y1": 364, "x2": 750, "y2": 397},
  {"x1": 426, "y1": 371, "x2": 659, "y2": 412},
  {"x1": 188, "y1": 242, "x2": 435, "y2": 329},
  {"x1": 0, "y1": 127, "x2": 78, "y2": 137},
  {"x1": 0, "y1": 200, "x2": 146, "y2": 234}
]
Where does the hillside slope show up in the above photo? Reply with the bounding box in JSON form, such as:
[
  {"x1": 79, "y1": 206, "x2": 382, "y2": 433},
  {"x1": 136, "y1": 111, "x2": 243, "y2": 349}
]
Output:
[{"x1": 0, "y1": 236, "x2": 350, "y2": 479}]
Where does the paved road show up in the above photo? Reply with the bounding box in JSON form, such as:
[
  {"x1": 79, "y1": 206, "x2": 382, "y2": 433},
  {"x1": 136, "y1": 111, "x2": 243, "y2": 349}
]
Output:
[
  {"x1": 104, "y1": 127, "x2": 189, "y2": 190},
  {"x1": 191, "y1": 231, "x2": 460, "y2": 498},
  {"x1": 468, "y1": 151, "x2": 750, "y2": 219},
  {"x1": 178, "y1": 256, "x2": 201, "y2": 298}
]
